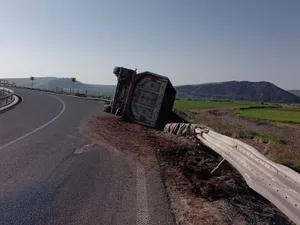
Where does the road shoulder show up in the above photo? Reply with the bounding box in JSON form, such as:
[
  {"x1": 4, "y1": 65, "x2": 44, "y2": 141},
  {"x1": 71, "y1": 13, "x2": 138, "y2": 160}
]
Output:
[{"x1": 81, "y1": 116, "x2": 293, "y2": 225}]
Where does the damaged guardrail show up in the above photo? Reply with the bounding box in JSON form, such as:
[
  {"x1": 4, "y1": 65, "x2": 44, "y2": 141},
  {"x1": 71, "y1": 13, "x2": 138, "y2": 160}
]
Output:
[{"x1": 164, "y1": 123, "x2": 300, "y2": 225}]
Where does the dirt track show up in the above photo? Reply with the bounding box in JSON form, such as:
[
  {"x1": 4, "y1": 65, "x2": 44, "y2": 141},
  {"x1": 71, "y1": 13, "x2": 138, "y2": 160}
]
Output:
[{"x1": 86, "y1": 116, "x2": 293, "y2": 225}]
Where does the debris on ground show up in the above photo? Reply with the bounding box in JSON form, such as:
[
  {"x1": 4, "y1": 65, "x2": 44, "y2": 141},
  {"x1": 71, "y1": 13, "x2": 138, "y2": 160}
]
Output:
[{"x1": 82, "y1": 116, "x2": 293, "y2": 225}]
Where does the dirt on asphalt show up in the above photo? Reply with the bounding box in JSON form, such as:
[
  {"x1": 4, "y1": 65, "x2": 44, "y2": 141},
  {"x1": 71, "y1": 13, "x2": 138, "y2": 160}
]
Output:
[{"x1": 84, "y1": 115, "x2": 293, "y2": 225}]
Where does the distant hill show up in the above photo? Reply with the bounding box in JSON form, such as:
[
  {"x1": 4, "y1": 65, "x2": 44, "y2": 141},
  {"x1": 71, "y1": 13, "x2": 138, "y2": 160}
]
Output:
[
  {"x1": 5, "y1": 77, "x2": 116, "y2": 96},
  {"x1": 6, "y1": 77, "x2": 299, "y2": 104},
  {"x1": 289, "y1": 90, "x2": 300, "y2": 97},
  {"x1": 175, "y1": 81, "x2": 300, "y2": 103}
]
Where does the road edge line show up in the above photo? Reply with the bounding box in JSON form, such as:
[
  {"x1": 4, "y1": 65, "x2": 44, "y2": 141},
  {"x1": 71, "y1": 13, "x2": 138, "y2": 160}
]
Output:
[
  {"x1": 0, "y1": 95, "x2": 66, "y2": 150},
  {"x1": 136, "y1": 164, "x2": 150, "y2": 225}
]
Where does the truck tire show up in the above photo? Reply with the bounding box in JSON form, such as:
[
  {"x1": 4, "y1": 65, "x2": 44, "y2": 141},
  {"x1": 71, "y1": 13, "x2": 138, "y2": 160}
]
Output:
[
  {"x1": 115, "y1": 108, "x2": 122, "y2": 116},
  {"x1": 103, "y1": 104, "x2": 112, "y2": 113},
  {"x1": 111, "y1": 107, "x2": 117, "y2": 115}
]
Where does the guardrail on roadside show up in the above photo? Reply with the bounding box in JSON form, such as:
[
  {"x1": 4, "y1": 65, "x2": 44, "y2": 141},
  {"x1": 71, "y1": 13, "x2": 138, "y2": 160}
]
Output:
[
  {"x1": 14, "y1": 86, "x2": 112, "y2": 103},
  {"x1": 0, "y1": 87, "x2": 15, "y2": 108}
]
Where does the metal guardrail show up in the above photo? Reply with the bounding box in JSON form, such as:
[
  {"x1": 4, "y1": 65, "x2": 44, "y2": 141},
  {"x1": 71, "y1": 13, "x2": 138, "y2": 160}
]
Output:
[
  {"x1": 0, "y1": 87, "x2": 15, "y2": 108},
  {"x1": 164, "y1": 123, "x2": 300, "y2": 225},
  {"x1": 196, "y1": 129, "x2": 300, "y2": 225},
  {"x1": 14, "y1": 86, "x2": 111, "y2": 103},
  {"x1": 0, "y1": 78, "x2": 113, "y2": 101}
]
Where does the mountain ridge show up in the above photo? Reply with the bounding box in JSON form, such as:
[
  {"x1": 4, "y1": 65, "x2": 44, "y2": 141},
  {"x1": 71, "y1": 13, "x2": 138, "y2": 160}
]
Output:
[
  {"x1": 5, "y1": 77, "x2": 116, "y2": 96},
  {"x1": 176, "y1": 81, "x2": 300, "y2": 103},
  {"x1": 289, "y1": 90, "x2": 300, "y2": 97},
  {"x1": 4, "y1": 77, "x2": 300, "y2": 103}
]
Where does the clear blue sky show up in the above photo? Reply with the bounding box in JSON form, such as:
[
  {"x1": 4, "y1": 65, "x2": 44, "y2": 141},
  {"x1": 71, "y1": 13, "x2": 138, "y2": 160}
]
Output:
[{"x1": 1, "y1": 0, "x2": 299, "y2": 89}]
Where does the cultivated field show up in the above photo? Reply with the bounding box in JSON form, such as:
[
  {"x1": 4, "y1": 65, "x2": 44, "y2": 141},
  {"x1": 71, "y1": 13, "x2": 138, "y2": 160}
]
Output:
[
  {"x1": 174, "y1": 100, "x2": 260, "y2": 110},
  {"x1": 239, "y1": 107, "x2": 300, "y2": 124}
]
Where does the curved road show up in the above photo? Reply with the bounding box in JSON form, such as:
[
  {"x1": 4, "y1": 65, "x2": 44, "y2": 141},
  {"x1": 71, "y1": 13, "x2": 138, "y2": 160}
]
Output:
[{"x1": 0, "y1": 89, "x2": 174, "y2": 225}]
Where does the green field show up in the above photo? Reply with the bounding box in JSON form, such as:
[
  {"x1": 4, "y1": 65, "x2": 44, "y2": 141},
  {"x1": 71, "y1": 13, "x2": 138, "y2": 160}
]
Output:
[
  {"x1": 174, "y1": 100, "x2": 300, "y2": 125},
  {"x1": 174, "y1": 100, "x2": 260, "y2": 110},
  {"x1": 174, "y1": 100, "x2": 271, "y2": 122},
  {"x1": 239, "y1": 108, "x2": 300, "y2": 124}
]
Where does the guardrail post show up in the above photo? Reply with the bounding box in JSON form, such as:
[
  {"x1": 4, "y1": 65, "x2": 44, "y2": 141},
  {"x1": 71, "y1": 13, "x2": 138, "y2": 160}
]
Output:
[{"x1": 211, "y1": 158, "x2": 226, "y2": 175}]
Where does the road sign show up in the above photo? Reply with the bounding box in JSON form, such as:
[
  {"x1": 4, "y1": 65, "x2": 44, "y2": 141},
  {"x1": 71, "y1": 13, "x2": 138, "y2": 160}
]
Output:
[
  {"x1": 71, "y1": 77, "x2": 76, "y2": 93},
  {"x1": 30, "y1": 77, "x2": 35, "y2": 89}
]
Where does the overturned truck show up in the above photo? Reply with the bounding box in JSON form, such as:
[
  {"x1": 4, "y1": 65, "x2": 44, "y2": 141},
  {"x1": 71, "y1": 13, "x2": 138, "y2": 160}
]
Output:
[{"x1": 104, "y1": 67, "x2": 176, "y2": 130}]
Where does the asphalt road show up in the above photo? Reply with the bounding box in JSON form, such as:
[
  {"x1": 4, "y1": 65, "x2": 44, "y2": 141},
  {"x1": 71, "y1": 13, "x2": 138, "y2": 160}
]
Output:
[{"x1": 0, "y1": 89, "x2": 174, "y2": 225}]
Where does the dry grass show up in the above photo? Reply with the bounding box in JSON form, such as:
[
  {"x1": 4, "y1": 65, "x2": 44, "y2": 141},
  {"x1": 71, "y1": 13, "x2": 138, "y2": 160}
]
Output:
[{"x1": 180, "y1": 108, "x2": 300, "y2": 173}]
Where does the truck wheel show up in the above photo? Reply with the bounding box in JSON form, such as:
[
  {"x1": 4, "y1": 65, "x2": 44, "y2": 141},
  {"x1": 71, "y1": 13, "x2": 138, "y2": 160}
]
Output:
[
  {"x1": 103, "y1": 105, "x2": 112, "y2": 113},
  {"x1": 111, "y1": 107, "x2": 117, "y2": 115},
  {"x1": 115, "y1": 108, "x2": 122, "y2": 116}
]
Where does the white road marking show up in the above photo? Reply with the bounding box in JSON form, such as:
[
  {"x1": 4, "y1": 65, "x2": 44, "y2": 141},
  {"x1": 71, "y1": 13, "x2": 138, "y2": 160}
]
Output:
[
  {"x1": 0, "y1": 95, "x2": 66, "y2": 150},
  {"x1": 74, "y1": 144, "x2": 95, "y2": 155},
  {"x1": 136, "y1": 164, "x2": 150, "y2": 225}
]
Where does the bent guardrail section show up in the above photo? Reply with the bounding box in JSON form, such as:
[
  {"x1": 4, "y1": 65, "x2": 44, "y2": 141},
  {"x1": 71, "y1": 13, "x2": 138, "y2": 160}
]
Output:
[{"x1": 164, "y1": 123, "x2": 300, "y2": 225}]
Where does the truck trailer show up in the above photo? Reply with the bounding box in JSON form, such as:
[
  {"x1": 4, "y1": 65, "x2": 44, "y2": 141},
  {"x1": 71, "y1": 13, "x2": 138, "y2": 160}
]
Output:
[{"x1": 104, "y1": 67, "x2": 176, "y2": 130}]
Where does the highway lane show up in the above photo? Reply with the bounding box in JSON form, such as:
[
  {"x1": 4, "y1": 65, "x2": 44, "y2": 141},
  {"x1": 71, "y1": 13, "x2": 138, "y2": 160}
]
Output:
[
  {"x1": 0, "y1": 89, "x2": 174, "y2": 225},
  {"x1": 0, "y1": 89, "x2": 63, "y2": 146}
]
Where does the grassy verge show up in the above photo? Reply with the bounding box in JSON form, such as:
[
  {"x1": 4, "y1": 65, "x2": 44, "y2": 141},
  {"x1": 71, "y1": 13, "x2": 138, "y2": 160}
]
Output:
[
  {"x1": 174, "y1": 99, "x2": 261, "y2": 111},
  {"x1": 174, "y1": 100, "x2": 279, "y2": 123},
  {"x1": 174, "y1": 100, "x2": 254, "y2": 122}
]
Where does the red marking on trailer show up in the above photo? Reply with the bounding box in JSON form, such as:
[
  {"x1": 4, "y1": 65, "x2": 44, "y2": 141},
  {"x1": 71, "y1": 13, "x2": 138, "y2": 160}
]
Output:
[
  {"x1": 140, "y1": 116, "x2": 146, "y2": 121},
  {"x1": 134, "y1": 89, "x2": 140, "y2": 103},
  {"x1": 123, "y1": 70, "x2": 136, "y2": 115}
]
